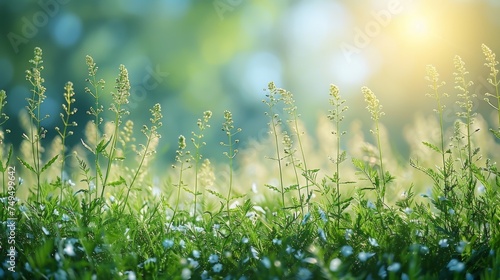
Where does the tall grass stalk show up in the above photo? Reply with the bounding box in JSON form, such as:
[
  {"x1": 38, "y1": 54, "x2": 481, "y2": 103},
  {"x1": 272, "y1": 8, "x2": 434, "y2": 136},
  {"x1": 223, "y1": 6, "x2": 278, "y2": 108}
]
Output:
[
  {"x1": 264, "y1": 82, "x2": 286, "y2": 208},
  {"x1": 55, "y1": 82, "x2": 77, "y2": 201},
  {"x1": 121, "y1": 103, "x2": 162, "y2": 214},
  {"x1": 482, "y1": 44, "x2": 500, "y2": 132},
  {"x1": 221, "y1": 110, "x2": 240, "y2": 221},
  {"x1": 327, "y1": 84, "x2": 348, "y2": 227},
  {"x1": 84, "y1": 55, "x2": 105, "y2": 201},
  {"x1": 282, "y1": 131, "x2": 304, "y2": 214},
  {"x1": 453, "y1": 55, "x2": 476, "y2": 199},
  {"x1": 191, "y1": 111, "x2": 212, "y2": 219},
  {"x1": 100, "y1": 65, "x2": 130, "y2": 200},
  {"x1": 169, "y1": 135, "x2": 190, "y2": 232},
  {"x1": 280, "y1": 87, "x2": 311, "y2": 210},
  {"x1": 362, "y1": 86, "x2": 387, "y2": 204},
  {"x1": 23, "y1": 47, "x2": 51, "y2": 202},
  {"x1": 425, "y1": 65, "x2": 450, "y2": 193}
]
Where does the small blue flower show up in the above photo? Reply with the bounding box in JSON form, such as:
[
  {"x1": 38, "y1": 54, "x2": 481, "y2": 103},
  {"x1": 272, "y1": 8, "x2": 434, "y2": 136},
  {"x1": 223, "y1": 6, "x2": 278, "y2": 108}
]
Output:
[
  {"x1": 439, "y1": 239, "x2": 449, "y2": 248},
  {"x1": 163, "y1": 239, "x2": 174, "y2": 249},
  {"x1": 387, "y1": 262, "x2": 401, "y2": 272},
  {"x1": 208, "y1": 254, "x2": 219, "y2": 264},
  {"x1": 192, "y1": 250, "x2": 200, "y2": 258},
  {"x1": 212, "y1": 263, "x2": 223, "y2": 273},
  {"x1": 301, "y1": 213, "x2": 311, "y2": 225},
  {"x1": 318, "y1": 228, "x2": 327, "y2": 242},
  {"x1": 341, "y1": 245, "x2": 353, "y2": 257},
  {"x1": 357, "y1": 252, "x2": 375, "y2": 262},
  {"x1": 345, "y1": 229, "x2": 353, "y2": 240},
  {"x1": 447, "y1": 259, "x2": 465, "y2": 272},
  {"x1": 296, "y1": 267, "x2": 312, "y2": 280},
  {"x1": 329, "y1": 258, "x2": 341, "y2": 271},
  {"x1": 261, "y1": 257, "x2": 271, "y2": 269},
  {"x1": 368, "y1": 237, "x2": 379, "y2": 247}
]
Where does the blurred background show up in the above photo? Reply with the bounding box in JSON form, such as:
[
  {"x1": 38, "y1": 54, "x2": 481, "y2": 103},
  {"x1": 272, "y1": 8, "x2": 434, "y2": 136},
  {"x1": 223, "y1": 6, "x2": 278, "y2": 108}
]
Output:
[{"x1": 1, "y1": 0, "x2": 499, "y2": 163}]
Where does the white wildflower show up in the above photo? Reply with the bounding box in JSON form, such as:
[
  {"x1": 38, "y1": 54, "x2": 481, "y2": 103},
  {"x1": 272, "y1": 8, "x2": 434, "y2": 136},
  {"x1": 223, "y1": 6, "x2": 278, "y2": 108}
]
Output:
[
  {"x1": 358, "y1": 252, "x2": 375, "y2": 262},
  {"x1": 329, "y1": 258, "x2": 342, "y2": 271}
]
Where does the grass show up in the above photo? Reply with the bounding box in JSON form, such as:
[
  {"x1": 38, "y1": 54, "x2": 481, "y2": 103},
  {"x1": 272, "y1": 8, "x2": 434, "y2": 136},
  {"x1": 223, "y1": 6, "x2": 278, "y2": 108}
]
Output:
[{"x1": 0, "y1": 45, "x2": 499, "y2": 279}]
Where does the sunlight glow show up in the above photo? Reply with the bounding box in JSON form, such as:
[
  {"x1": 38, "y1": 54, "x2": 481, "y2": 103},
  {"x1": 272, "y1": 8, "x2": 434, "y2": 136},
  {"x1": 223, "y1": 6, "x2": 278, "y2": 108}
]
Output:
[{"x1": 405, "y1": 16, "x2": 431, "y2": 41}]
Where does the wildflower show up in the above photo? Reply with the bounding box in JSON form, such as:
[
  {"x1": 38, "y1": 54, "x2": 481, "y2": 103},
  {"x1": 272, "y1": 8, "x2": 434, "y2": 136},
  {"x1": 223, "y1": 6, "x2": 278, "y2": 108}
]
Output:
[
  {"x1": 64, "y1": 243, "x2": 75, "y2": 256},
  {"x1": 318, "y1": 228, "x2": 327, "y2": 242},
  {"x1": 286, "y1": 245, "x2": 295, "y2": 254},
  {"x1": 252, "y1": 182, "x2": 258, "y2": 193},
  {"x1": 250, "y1": 246, "x2": 259, "y2": 259},
  {"x1": 358, "y1": 252, "x2": 375, "y2": 262},
  {"x1": 387, "y1": 262, "x2": 401, "y2": 272},
  {"x1": 341, "y1": 245, "x2": 353, "y2": 257},
  {"x1": 62, "y1": 214, "x2": 70, "y2": 222},
  {"x1": 272, "y1": 238, "x2": 282, "y2": 245},
  {"x1": 447, "y1": 259, "x2": 465, "y2": 272},
  {"x1": 303, "y1": 257, "x2": 317, "y2": 264},
  {"x1": 296, "y1": 267, "x2": 312, "y2": 280},
  {"x1": 42, "y1": 227, "x2": 50, "y2": 235},
  {"x1": 163, "y1": 239, "x2": 174, "y2": 249},
  {"x1": 362, "y1": 86, "x2": 384, "y2": 121},
  {"x1": 329, "y1": 258, "x2": 342, "y2": 271},
  {"x1": 192, "y1": 250, "x2": 200, "y2": 258},
  {"x1": 201, "y1": 270, "x2": 209, "y2": 280},
  {"x1": 420, "y1": 245, "x2": 429, "y2": 255},
  {"x1": 403, "y1": 207, "x2": 413, "y2": 215},
  {"x1": 401, "y1": 273, "x2": 409, "y2": 280},
  {"x1": 448, "y1": 208, "x2": 455, "y2": 215},
  {"x1": 456, "y1": 241, "x2": 467, "y2": 253},
  {"x1": 246, "y1": 211, "x2": 257, "y2": 219},
  {"x1": 212, "y1": 263, "x2": 223, "y2": 273},
  {"x1": 53, "y1": 209, "x2": 59, "y2": 216},
  {"x1": 345, "y1": 229, "x2": 353, "y2": 240},
  {"x1": 179, "y1": 240, "x2": 186, "y2": 248},
  {"x1": 213, "y1": 224, "x2": 220, "y2": 230},
  {"x1": 126, "y1": 271, "x2": 136, "y2": 280},
  {"x1": 367, "y1": 200, "x2": 376, "y2": 209},
  {"x1": 466, "y1": 272, "x2": 474, "y2": 280},
  {"x1": 187, "y1": 258, "x2": 199, "y2": 269},
  {"x1": 208, "y1": 254, "x2": 219, "y2": 264},
  {"x1": 262, "y1": 257, "x2": 271, "y2": 269},
  {"x1": 318, "y1": 207, "x2": 328, "y2": 223},
  {"x1": 253, "y1": 205, "x2": 266, "y2": 214},
  {"x1": 242, "y1": 237, "x2": 249, "y2": 244},
  {"x1": 439, "y1": 239, "x2": 449, "y2": 248},
  {"x1": 378, "y1": 265, "x2": 387, "y2": 279},
  {"x1": 294, "y1": 250, "x2": 305, "y2": 260},
  {"x1": 368, "y1": 237, "x2": 379, "y2": 247},
  {"x1": 477, "y1": 184, "x2": 485, "y2": 194},
  {"x1": 181, "y1": 268, "x2": 191, "y2": 280}
]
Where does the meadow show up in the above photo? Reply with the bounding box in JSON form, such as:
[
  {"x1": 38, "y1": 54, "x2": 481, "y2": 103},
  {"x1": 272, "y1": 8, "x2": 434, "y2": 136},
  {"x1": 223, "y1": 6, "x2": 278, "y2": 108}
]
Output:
[{"x1": 0, "y1": 45, "x2": 499, "y2": 279}]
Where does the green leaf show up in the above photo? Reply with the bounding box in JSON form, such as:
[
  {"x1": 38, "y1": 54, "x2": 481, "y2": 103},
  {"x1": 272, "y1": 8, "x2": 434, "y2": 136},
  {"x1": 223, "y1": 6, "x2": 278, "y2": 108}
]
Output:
[
  {"x1": 41, "y1": 155, "x2": 59, "y2": 173},
  {"x1": 206, "y1": 189, "x2": 226, "y2": 200},
  {"x1": 74, "y1": 189, "x2": 89, "y2": 196},
  {"x1": 352, "y1": 158, "x2": 365, "y2": 171},
  {"x1": 490, "y1": 128, "x2": 500, "y2": 139},
  {"x1": 18, "y1": 157, "x2": 36, "y2": 174},
  {"x1": 422, "y1": 141, "x2": 441, "y2": 153},
  {"x1": 96, "y1": 137, "x2": 113, "y2": 154},
  {"x1": 107, "y1": 176, "x2": 126, "y2": 187},
  {"x1": 264, "y1": 184, "x2": 280, "y2": 193}
]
